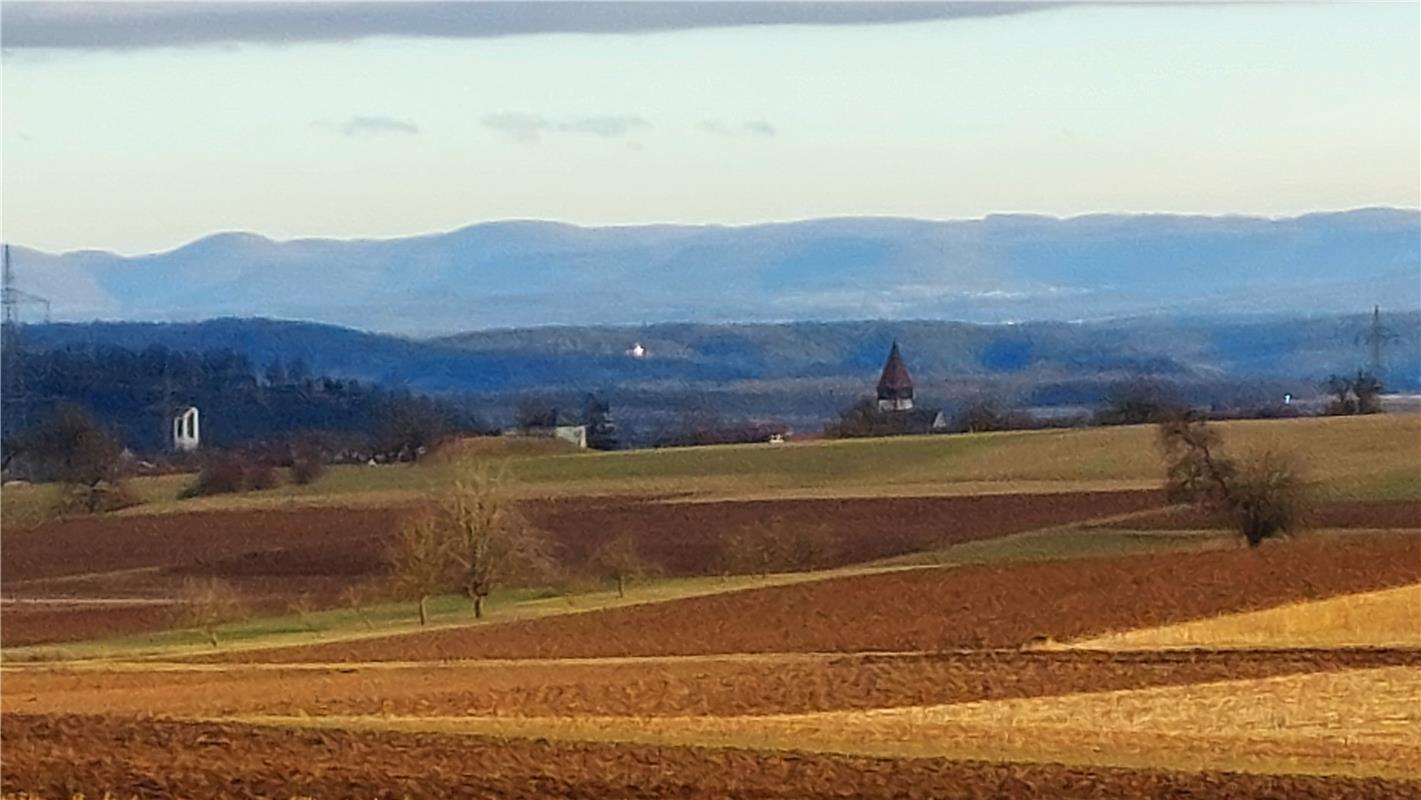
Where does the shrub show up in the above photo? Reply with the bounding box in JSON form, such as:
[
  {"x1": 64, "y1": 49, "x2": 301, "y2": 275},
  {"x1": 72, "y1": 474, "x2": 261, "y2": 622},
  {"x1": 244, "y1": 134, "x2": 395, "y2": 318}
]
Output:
[
  {"x1": 52, "y1": 480, "x2": 138, "y2": 516},
  {"x1": 182, "y1": 452, "x2": 281, "y2": 498},
  {"x1": 289, "y1": 436, "x2": 328, "y2": 485}
]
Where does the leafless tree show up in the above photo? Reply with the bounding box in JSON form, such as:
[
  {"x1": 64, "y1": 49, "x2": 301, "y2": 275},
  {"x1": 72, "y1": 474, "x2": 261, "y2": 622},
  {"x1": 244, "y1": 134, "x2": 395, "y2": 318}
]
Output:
[
  {"x1": 176, "y1": 577, "x2": 247, "y2": 647},
  {"x1": 340, "y1": 583, "x2": 377, "y2": 630},
  {"x1": 387, "y1": 507, "x2": 457, "y2": 626},
  {"x1": 1159, "y1": 416, "x2": 1310, "y2": 547},
  {"x1": 389, "y1": 462, "x2": 553, "y2": 622},
  {"x1": 20, "y1": 404, "x2": 132, "y2": 514},
  {"x1": 442, "y1": 463, "x2": 552, "y2": 618},
  {"x1": 714, "y1": 518, "x2": 839, "y2": 577},
  {"x1": 589, "y1": 534, "x2": 657, "y2": 598}
]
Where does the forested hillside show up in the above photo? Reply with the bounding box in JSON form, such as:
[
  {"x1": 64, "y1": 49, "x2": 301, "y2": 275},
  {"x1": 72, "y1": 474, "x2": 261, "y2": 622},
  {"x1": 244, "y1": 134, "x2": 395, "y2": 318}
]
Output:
[
  {"x1": 8, "y1": 310, "x2": 1415, "y2": 446},
  {"x1": 0, "y1": 343, "x2": 480, "y2": 454}
]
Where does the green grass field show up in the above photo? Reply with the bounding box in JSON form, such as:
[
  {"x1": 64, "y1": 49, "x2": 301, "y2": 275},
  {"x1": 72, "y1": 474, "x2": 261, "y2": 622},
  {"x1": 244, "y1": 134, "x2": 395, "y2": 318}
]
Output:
[{"x1": 4, "y1": 413, "x2": 1415, "y2": 527}]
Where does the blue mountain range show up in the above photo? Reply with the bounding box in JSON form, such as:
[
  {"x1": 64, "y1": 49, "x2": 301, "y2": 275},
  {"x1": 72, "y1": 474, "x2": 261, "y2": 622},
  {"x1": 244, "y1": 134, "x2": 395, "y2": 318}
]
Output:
[{"x1": 9, "y1": 208, "x2": 1418, "y2": 336}]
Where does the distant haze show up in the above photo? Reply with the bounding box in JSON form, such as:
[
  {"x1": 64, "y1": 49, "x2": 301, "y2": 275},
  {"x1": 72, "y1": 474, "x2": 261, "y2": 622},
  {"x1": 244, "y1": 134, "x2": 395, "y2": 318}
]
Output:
[{"x1": 8, "y1": 209, "x2": 1419, "y2": 336}]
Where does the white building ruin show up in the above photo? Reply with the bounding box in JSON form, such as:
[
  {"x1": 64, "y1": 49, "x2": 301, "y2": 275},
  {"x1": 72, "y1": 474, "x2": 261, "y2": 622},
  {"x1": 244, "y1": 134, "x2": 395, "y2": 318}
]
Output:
[{"x1": 172, "y1": 406, "x2": 201, "y2": 452}]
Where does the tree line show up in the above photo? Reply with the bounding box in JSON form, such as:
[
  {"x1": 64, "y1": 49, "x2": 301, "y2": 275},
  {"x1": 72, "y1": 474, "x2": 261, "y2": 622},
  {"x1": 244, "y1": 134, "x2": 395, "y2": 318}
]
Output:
[{"x1": 1, "y1": 342, "x2": 488, "y2": 459}]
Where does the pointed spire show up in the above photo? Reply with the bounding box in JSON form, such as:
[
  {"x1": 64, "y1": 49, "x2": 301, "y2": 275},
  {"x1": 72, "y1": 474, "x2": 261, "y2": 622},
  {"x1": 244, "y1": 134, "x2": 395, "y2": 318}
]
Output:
[{"x1": 877, "y1": 340, "x2": 913, "y2": 397}]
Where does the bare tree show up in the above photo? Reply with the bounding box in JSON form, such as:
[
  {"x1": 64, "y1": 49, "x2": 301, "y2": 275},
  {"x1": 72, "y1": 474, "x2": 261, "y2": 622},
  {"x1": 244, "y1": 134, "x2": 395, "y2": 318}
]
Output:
[
  {"x1": 387, "y1": 508, "x2": 457, "y2": 626},
  {"x1": 20, "y1": 404, "x2": 130, "y2": 513},
  {"x1": 1353, "y1": 371, "x2": 1384, "y2": 414},
  {"x1": 389, "y1": 463, "x2": 553, "y2": 622},
  {"x1": 1223, "y1": 449, "x2": 1312, "y2": 548},
  {"x1": 1322, "y1": 371, "x2": 1386, "y2": 416},
  {"x1": 442, "y1": 463, "x2": 552, "y2": 619},
  {"x1": 1097, "y1": 378, "x2": 1181, "y2": 426},
  {"x1": 340, "y1": 584, "x2": 377, "y2": 630},
  {"x1": 715, "y1": 526, "x2": 778, "y2": 577},
  {"x1": 589, "y1": 534, "x2": 656, "y2": 598},
  {"x1": 713, "y1": 518, "x2": 836, "y2": 577},
  {"x1": 1159, "y1": 416, "x2": 1311, "y2": 547},
  {"x1": 176, "y1": 577, "x2": 247, "y2": 647}
]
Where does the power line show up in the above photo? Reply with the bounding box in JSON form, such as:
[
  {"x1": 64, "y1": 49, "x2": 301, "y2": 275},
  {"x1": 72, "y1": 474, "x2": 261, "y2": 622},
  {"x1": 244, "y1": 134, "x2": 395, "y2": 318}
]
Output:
[
  {"x1": 1358, "y1": 305, "x2": 1398, "y2": 378},
  {"x1": 2, "y1": 243, "x2": 53, "y2": 436}
]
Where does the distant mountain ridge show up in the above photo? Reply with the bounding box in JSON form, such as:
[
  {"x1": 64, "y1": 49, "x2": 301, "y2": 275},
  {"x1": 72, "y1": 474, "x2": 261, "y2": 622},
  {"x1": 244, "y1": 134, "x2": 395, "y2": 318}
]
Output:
[{"x1": 8, "y1": 208, "x2": 1418, "y2": 335}]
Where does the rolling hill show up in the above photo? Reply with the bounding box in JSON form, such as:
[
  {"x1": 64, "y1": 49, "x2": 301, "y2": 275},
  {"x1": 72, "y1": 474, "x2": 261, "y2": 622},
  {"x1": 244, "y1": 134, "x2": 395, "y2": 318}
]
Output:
[
  {"x1": 14, "y1": 311, "x2": 1418, "y2": 437},
  {"x1": 8, "y1": 209, "x2": 1418, "y2": 335}
]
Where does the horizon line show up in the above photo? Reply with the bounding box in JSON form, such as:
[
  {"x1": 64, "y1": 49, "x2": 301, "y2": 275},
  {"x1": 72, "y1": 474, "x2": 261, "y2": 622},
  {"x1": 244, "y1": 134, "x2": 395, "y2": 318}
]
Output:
[{"x1": 11, "y1": 205, "x2": 1419, "y2": 259}]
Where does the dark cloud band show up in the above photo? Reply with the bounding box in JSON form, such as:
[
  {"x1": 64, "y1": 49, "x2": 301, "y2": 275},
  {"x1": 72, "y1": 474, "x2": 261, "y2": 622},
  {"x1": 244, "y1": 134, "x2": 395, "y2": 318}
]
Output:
[{"x1": 2, "y1": 2, "x2": 1054, "y2": 51}]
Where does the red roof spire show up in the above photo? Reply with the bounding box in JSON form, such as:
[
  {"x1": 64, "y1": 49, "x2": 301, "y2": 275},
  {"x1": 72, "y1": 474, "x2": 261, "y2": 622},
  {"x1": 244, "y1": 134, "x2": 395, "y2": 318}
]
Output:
[{"x1": 877, "y1": 340, "x2": 913, "y2": 400}]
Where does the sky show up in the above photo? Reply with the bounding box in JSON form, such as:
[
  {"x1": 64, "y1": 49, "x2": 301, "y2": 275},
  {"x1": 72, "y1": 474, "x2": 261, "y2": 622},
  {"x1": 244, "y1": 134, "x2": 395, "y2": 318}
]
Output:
[{"x1": 3, "y1": 1, "x2": 1419, "y2": 255}]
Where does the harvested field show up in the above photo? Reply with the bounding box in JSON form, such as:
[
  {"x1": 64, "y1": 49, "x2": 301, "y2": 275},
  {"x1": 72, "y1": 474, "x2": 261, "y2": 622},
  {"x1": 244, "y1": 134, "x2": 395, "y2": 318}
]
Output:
[
  {"x1": 1074, "y1": 584, "x2": 1421, "y2": 649},
  {"x1": 229, "y1": 533, "x2": 1421, "y2": 662},
  {"x1": 336, "y1": 666, "x2": 1416, "y2": 779},
  {"x1": 3, "y1": 714, "x2": 1415, "y2": 799},
  {"x1": 8, "y1": 650, "x2": 1413, "y2": 720},
  {"x1": 1090, "y1": 500, "x2": 1421, "y2": 531}
]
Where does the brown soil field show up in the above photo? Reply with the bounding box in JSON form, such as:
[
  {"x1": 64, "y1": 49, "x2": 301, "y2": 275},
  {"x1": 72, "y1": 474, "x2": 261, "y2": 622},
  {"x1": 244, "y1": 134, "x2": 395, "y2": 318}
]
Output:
[
  {"x1": 528, "y1": 489, "x2": 1166, "y2": 574},
  {"x1": 1091, "y1": 500, "x2": 1421, "y2": 531},
  {"x1": 7, "y1": 650, "x2": 1414, "y2": 720},
  {"x1": 0, "y1": 490, "x2": 1162, "y2": 646},
  {"x1": 0, "y1": 507, "x2": 402, "y2": 583},
  {"x1": 4, "y1": 714, "x2": 1415, "y2": 799},
  {"x1": 232, "y1": 533, "x2": 1421, "y2": 662},
  {"x1": 3, "y1": 490, "x2": 1163, "y2": 584},
  {"x1": 0, "y1": 603, "x2": 175, "y2": 648}
]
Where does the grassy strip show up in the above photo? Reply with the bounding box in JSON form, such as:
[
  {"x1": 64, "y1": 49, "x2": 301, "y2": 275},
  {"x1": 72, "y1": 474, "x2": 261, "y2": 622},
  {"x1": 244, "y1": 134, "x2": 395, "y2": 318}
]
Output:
[{"x1": 0, "y1": 571, "x2": 883, "y2": 664}]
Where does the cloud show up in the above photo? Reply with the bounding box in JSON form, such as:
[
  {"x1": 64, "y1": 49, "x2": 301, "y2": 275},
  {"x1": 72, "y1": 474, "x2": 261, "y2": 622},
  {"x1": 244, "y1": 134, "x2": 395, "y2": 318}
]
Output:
[
  {"x1": 311, "y1": 115, "x2": 420, "y2": 137},
  {"x1": 1, "y1": 2, "x2": 1058, "y2": 51},
  {"x1": 482, "y1": 113, "x2": 649, "y2": 143},
  {"x1": 698, "y1": 119, "x2": 777, "y2": 138}
]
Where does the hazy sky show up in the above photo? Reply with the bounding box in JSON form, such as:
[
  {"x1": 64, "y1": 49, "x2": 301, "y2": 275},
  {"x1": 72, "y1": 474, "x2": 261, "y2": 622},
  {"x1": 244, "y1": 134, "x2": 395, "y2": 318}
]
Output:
[{"x1": 3, "y1": 1, "x2": 1419, "y2": 254}]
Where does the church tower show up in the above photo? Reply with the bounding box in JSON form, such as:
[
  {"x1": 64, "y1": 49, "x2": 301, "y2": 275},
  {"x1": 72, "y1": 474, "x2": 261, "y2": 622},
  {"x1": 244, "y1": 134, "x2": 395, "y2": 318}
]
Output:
[{"x1": 876, "y1": 341, "x2": 914, "y2": 412}]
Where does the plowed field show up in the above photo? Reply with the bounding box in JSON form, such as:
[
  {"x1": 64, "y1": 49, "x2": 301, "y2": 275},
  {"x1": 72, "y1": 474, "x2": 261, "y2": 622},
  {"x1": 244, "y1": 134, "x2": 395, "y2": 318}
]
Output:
[
  {"x1": 3, "y1": 714, "x2": 1414, "y2": 800},
  {"x1": 3, "y1": 490, "x2": 1164, "y2": 584},
  {"x1": 6, "y1": 650, "x2": 1414, "y2": 720},
  {"x1": 228, "y1": 533, "x2": 1421, "y2": 662},
  {"x1": 1, "y1": 490, "x2": 1163, "y2": 646}
]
